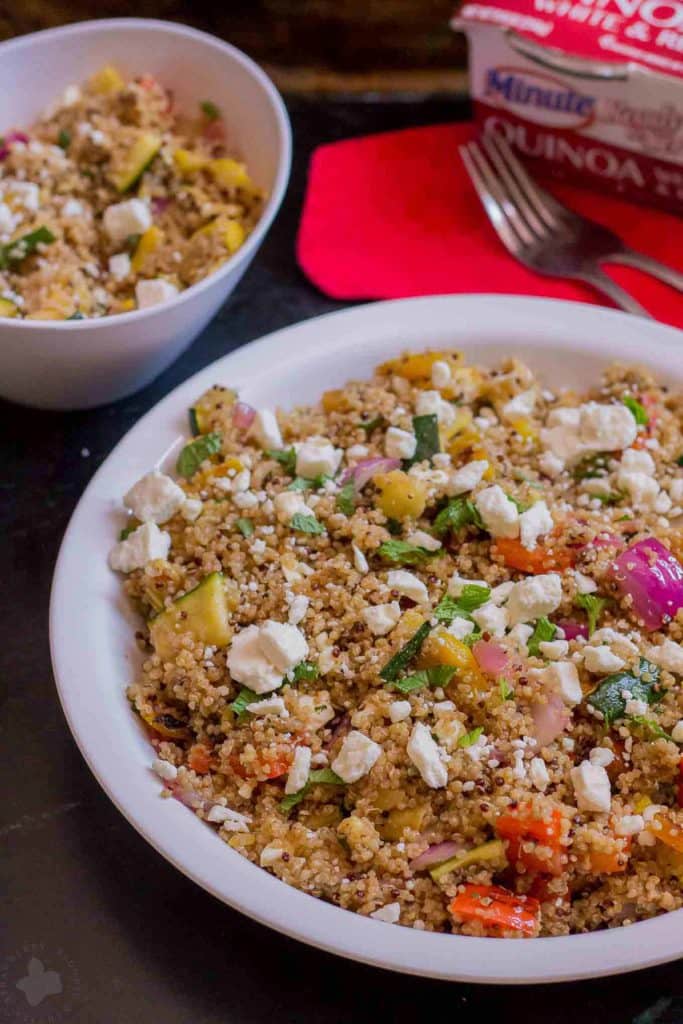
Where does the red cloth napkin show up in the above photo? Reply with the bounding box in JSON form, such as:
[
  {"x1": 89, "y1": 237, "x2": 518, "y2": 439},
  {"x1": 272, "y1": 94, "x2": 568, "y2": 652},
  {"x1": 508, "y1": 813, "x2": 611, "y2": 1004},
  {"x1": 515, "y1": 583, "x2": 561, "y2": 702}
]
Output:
[{"x1": 297, "y1": 122, "x2": 683, "y2": 329}]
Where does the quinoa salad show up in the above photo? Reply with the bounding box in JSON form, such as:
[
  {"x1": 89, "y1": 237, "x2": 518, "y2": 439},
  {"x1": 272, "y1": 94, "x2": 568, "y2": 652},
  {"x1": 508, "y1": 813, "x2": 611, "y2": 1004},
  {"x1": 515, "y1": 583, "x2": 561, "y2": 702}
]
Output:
[
  {"x1": 109, "y1": 350, "x2": 683, "y2": 938},
  {"x1": 0, "y1": 67, "x2": 262, "y2": 320}
]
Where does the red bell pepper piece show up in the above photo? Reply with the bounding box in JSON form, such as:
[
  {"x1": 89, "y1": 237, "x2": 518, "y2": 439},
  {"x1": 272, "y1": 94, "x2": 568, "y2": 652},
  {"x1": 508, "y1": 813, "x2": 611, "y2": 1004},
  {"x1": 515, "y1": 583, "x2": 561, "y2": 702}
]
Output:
[{"x1": 450, "y1": 884, "x2": 540, "y2": 937}]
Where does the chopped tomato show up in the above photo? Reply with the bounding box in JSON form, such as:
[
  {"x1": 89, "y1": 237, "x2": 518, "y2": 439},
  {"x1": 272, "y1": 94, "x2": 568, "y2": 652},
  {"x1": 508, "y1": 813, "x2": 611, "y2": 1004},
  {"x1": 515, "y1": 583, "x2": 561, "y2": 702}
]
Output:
[
  {"x1": 450, "y1": 884, "x2": 540, "y2": 937},
  {"x1": 496, "y1": 806, "x2": 564, "y2": 876},
  {"x1": 589, "y1": 840, "x2": 630, "y2": 875},
  {"x1": 527, "y1": 875, "x2": 570, "y2": 904},
  {"x1": 229, "y1": 751, "x2": 292, "y2": 782},
  {"x1": 188, "y1": 743, "x2": 213, "y2": 775},
  {"x1": 492, "y1": 533, "x2": 575, "y2": 574}
]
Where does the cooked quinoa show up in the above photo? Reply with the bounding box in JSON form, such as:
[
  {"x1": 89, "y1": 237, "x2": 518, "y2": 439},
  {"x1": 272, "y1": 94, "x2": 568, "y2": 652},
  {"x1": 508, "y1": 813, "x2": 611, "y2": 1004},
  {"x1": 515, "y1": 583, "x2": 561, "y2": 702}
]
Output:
[
  {"x1": 109, "y1": 350, "x2": 683, "y2": 938},
  {"x1": 0, "y1": 66, "x2": 262, "y2": 320}
]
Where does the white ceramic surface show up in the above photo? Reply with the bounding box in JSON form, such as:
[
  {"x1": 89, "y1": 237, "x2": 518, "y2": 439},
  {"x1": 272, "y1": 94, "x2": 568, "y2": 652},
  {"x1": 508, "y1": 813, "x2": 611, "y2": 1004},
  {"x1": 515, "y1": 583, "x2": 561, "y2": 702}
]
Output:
[
  {"x1": 50, "y1": 296, "x2": 683, "y2": 984},
  {"x1": 0, "y1": 19, "x2": 291, "y2": 410}
]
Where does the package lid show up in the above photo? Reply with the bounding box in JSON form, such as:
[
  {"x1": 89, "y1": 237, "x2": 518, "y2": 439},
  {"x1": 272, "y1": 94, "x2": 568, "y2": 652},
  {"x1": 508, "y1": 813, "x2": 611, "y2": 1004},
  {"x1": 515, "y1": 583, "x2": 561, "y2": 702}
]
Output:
[{"x1": 453, "y1": 1, "x2": 683, "y2": 80}]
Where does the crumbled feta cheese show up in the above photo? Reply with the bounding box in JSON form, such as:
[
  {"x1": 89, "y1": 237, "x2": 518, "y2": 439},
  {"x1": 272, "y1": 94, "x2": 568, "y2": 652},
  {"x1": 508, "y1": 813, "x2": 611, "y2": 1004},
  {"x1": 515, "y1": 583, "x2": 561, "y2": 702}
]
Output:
[
  {"x1": 384, "y1": 426, "x2": 416, "y2": 461},
  {"x1": 507, "y1": 622, "x2": 534, "y2": 653},
  {"x1": 571, "y1": 760, "x2": 611, "y2": 813},
  {"x1": 539, "y1": 639, "x2": 569, "y2": 660},
  {"x1": 589, "y1": 746, "x2": 615, "y2": 768},
  {"x1": 538, "y1": 451, "x2": 565, "y2": 479},
  {"x1": 370, "y1": 902, "x2": 401, "y2": 924},
  {"x1": 501, "y1": 388, "x2": 536, "y2": 421},
  {"x1": 449, "y1": 459, "x2": 489, "y2": 496},
  {"x1": 471, "y1": 601, "x2": 508, "y2": 637},
  {"x1": 387, "y1": 569, "x2": 428, "y2": 604},
  {"x1": 617, "y1": 468, "x2": 659, "y2": 511},
  {"x1": 405, "y1": 529, "x2": 441, "y2": 552},
  {"x1": 180, "y1": 498, "x2": 202, "y2": 521},
  {"x1": 251, "y1": 409, "x2": 283, "y2": 450},
  {"x1": 346, "y1": 444, "x2": 368, "y2": 459},
  {"x1": 625, "y1": 698, "x2": 648, "y2": 716},
  {"x1": 285, "y1": 745, "x2": 312, "y2": 795},
  {"x1": 206, "y1": 805, "x2": 251, "y2": 831},
  {"x1": 529, "y1": 757, "x2": 549, "y2": 791},
  {"x1": 415, "y1": 389, "x2": 455, "y2": 427},
  {"x1": 61, "y1": 83, "x2": 82, "y2": 107},
  {"x1": 616, "y1": 814, "x2": 644, "y2": 836},
  {"x1": 407, "y1": 722, "x2": 448, "y2": 788},
  {"x1": 669, "y1": 479, "x2": 683, "y2": 503},
  {"x1": 260, "y1": 845, "x2": 284, "y2": 867},
  {"x1": 288, "y1": 594, "x2": 309, "y2": 625},
  {"x1": 431, "y1": 360, "x2": 452, "y2": 389},
  {"x1": 274, "y1": 490, "x2": 312, "y2": 523},
  {"x1": 519, "y1": 500, "x2": 553, "y2": 551},
  {"x1": 574, "y1": 570, "x2": 597, "y2": 594},
  {"x1": 447, "y1": 617, "x2": 475, "y2": 641},
  {"x1": 620, "y1": 448, "x2": 655, "y2": 475},
  {"x1": 591, "y1": 628, "x2": 639, "y2": 659},
  {"x1": 646, "y1": 639, "x2": 683, "y2": 676},
  {"x1": 535, "y1": 660, "x2": 582, "y2": 706},
  {"x1": 136, "y1": 278, "x2": 179, "y2": 309},
  {"x1": 671, "y1": 720, "x2": 683, "y2": 743},
  {"x1": 124, "y1": 469, "x2": 186, "y2": 524},
  {"x1": 490, "y1": 580, "x2": 514, "y2": 605},
  {"x1": 448, "y1": 572, "x2": 487, "y2": 596},
  {"x1": 352, "y1": 544, "x2": 369, "y2": 573},
  {"x1": 541, "y1": 402, "x2": 637, "y2": 463},
  {"x1": 507, "y1": 573, "x2": 562, "y2": 624},
  {"x1": 331, "y1": 730, "x2": 382, "y2": 783},
  {"x1": 108, "y1": 252, "x2": 131, "y2": 280},
  {"x1": 362, "y1": 602, "x2": 402, "y2": 636},
  {"x1": 103, "y1": 198, "x2": 151, "y2": 243},
  {"x1": 582, "y1": 645, "x2": 626, "y2": 675},
  {"x1": 258, "y1": 621, "x2": 308, "y2": 674},
  {"x1": 152, "y1": 758, "x2": 177, "y2": 781},
  {"x1": 62, "y1": 197, "x2": 84, "y2": 217},
  {"x1": 296, "y1": 437, "x2": 342, "y2": 479},
  {"x1": 108, "y1": 522, "x2": 170, "y2": 573},
  {"x1": 389, "y1": 700, "x2": 411, "y2": 723},
  {"x1": 474, "y1": 485, "x2": 520, "y2": 538},
  {"x1": 227, "y1": 625, "x2": 285, "y2": 694},
  {"x1": 248, "y1": 696, "x2": 289, "y2": 718}
]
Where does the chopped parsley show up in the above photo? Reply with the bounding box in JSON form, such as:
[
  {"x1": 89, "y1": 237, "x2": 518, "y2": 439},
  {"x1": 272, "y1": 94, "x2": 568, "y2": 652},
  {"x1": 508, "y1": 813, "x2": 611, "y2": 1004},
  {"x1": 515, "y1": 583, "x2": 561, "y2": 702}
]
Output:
[
  {"x1": 119, "y1": 524, "x2": 136, "y2": 541},
  {"x1": 380, "y1": 621, "x2": 432, "y2": 682},
  {"x1": 434, "y1": 584, "x2": 490, "y2": 624},
  {"x1": 288, "y1": 474, "x2": 329, "y2": 492},
  {"x1": 57, "y1": 128, "x2": 71, "y2": 149},
  {"x1": 458, "y1": 727, "x2": 483, "y2": 748},
  {"x1": 393, "y1": 665, "x2": 455, "y2": 694},
  {"x1": 574, "y1": 593, "x2": 608, "y2": 635},
  {"x1": 358, "y1": 414, "x2": 385, "y2": 436},
  {"x1": 572, "y1": 452, "x2": 610, "y2": 482},
  {"x1": 292, "y1": 661, "x2": 319, "y2": 682},
  {"x1": 0, "y1": 225, "x2": 56, "y2": 270},
  {"x1": 279, "y1": 768, "x2": 345, "y2": 814},
  {"x1": 433, "y1": 497, "x2": 482, "y2": 537},
  {"x1": 404, "y1": 414, "x2": 440, "y2": 468},
  {"x1": 67, "y1": 310, "x2": 85, "y2": 320},
  {"x1": 677, "y1": 454, "x2": 683, "y2": 467},
  {"x1": 587, "y1": 658, "x2": 661, "y2": 727},
  {"x1": 267, "y1": 447, "x2": 297, "y2": 475},
  {"x1": 377, "y1": 539, "x2": 435, "y2": 565},
  {"x1": 527, "y1": 617, "x2": 557, "y2": 657},
  {"x1": 335, "y1": 482, "x2": 356, "y2": 516},
  {"x1": 290, "y1": 513, "x2": 325, "y2": 535},
  {"x1": 629, "y1": 716, "x2": 671, "y2": 742},
  {"x1": 200, "y1": 99, "x2": 221, "y2": 120},
  {"x1": 176, "y1": 431, "x2": 222, "y2": 478},
  {"x1": 235, "y1": 517, "x2": 254, "y2": 538},
  {"x1": 623, "y1": 396, "x2": 649, "y2": 426},
  {"x1": 230, "y1": 686, "x2": 260, "y2": 722}
]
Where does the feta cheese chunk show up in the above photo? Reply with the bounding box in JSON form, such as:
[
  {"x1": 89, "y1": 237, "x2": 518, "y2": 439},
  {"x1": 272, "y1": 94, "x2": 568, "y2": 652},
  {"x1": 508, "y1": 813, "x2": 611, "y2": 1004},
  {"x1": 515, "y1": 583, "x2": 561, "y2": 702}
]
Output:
[
  {"x1": 571, "y1": 760, "x2": 611, "y2": 813},
  {"x1": 538, "y1": 451, "x2": 565, "y2": 479},
  {"x1": 331, "y1": 730, "x2": 382, "y2": 783},
  {"x1": 449, "y1": 459, "x2": 489, "y2": 496},
  {"x1": 181, "y1": 498, "x2": 203, "y2": 521},
  {"x1": 501, "y1": 388, "x2": 536, "y2": 421},
  {"x1": 352, "y1": 544, "x2": 369, "y2": 573},
  {"x1": 152, "y1": 757, "x2": 178, "y2": 782},
  {"x1": 507, "y1": 573, "x2": 562, "y2": 624},
  {"x1": 646, "y1": 639, "x2": 683, "y2": 676},
  {"x1": 471, "y1": 601, "x2": 508, "y2": 637},
  {"x1": 258, "y1": 620, "x2": 308, "y2": 674},
  {"x1": 474, "y1": 485, "x2": 520, "y2": 539},
  {"x1": 251, "y1": 409, "x2": 283, "y2": 450},
  {"x1": 535, "y1": 660, "x2": 582, "y2": 706},
  {"x1": 407, "y1": 722, "x2": 448, "y2": 789},
  {"x1": 447, "y1": 617, "x2": 476, "y2": 641},
  {"x1": 671, "y1": 720, "x2": 683, "y2": 743},
  {"x1": 370, "y1": 902, "x2": 401, "y2": 924},
  {"x1": 582, "y1": 645, "x2": 625, "y2": 674},
  {"x1": 226, "y1": 625, "x2": 284, "y2": 694},
  {"x1": 136, "y1": 278, "x2": 179, "y2": 309},
  {"x1": 248, "y1": 696, "x2": 289, "y2": 718},
  {"x1": 507, "y1": 622, "x2": 534, "y2": 653},
  {"x1": 415, "y1": 389, "x2": 455, "y2": 427},
  {"x1": 274, "y1": 490, "x2": 312, "y2": 524},
  {"x1": 541, "y1": 402, "x2": 637, "y2": 463},
  {"x1": 206, "y1": 805, "x2": 251, "y2": 831},
  {"x1": 617, "y1": 468, "x2": 659, "y2": 510},
  {"x1": 389, "y1": 700, "x2": 411, "y2": 723},
  {"x1": 285, "y1": 745, "x2": 312, "y2": 795},
  {"x1": 539, "y1": 639, "x2": 569, "y2": 660},
  {"x1": 109, "y1": 521, "x2": 170, "y2": 573},
  {"x1": 387, "y1": 569, "x2": 428, "y2": 604},
  {"x1": 103, "y1": 198, "x2": 151, "y2": 243},
  {"x1": 362, "y1": 602, "x2": 401, "y2": 636},
  {"x1": 384, "y1": 427, "x2": 416, "y2": 461},
  {"x1": 529, "y1": 757, "x2": 550, "y2": 791},
  {"x1": 405, "y1": 529, "x2": 441, "y2": 552},
  {"x1": 448, "y1": 573, "x2": 487, "y2": 596},
  {"x1": 431, "y1": 360, "x2": 452, "y2": 389},
  {"x1": 124, "y1": 469, "x2": 185, "y2": 524},
  {"x1": 296, "y1": 437, "x2": 342, "y2": 479},
  {"x1": 108, "y1": 252, "x2": 131, "y2": 280},
  {"x1": 519, "y1": 500, "x2": 553, "y2": 551},
  {"x1": 589, "y1": 746, "x2": 615, "y2": 768},
  {"x1": 574, "y1": 570, "x2": 597, "y2": 594}
]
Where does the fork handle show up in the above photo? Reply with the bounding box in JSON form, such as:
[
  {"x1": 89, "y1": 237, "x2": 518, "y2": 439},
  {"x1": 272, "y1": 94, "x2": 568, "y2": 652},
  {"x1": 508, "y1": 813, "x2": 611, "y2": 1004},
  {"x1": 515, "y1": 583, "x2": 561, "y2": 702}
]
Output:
[
  {"x1": 603, "y1": 250, "x2": 683, "y2": 293},
  {"x1": 578, "y1": 267, "x2": 653, "y2": 318}
]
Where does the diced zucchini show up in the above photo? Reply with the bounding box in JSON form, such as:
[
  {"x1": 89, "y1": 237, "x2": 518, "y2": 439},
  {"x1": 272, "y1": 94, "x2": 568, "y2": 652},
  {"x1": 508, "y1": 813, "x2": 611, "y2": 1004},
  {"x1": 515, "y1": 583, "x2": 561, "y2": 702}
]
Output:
[
  {"x1": 149, "y1": 572, "x2": 232, "y2": 661},
  {"x1": 112, "y1": 132, "x2": 162, "y2": 192},
  {"x1": 189, "y1": 385, "x2": 236, "y2": 435},
  {"x1": 0, "y1": 298, "x2": 18, "y2": 318},
  {"x1": 223, "y1": 220, "x2": 245, "y2": 254}
]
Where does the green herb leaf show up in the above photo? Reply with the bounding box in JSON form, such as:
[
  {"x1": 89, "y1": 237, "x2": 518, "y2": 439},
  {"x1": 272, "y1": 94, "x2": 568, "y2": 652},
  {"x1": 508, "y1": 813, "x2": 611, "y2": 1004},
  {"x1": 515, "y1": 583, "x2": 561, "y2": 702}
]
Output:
[
  {"x1": 336, "y1": 481, "x2": 356, "y2": 516},
  {"x1": 67, "y1": 310, "x2": 85, "y2": 320},
  {"x1": 267, "y1": 447, "x2": 297, "y2": 475},
  {"x1": 358, "y1": 415, "x2": 385, "y2": 436},
  {"x1": 288, "y1": 473, "x2": 329, "y2": 492},
  {"x1": 587, "y1": 657, "x2": 662, "y2": 727},
  {"x1": 119, "y1": 524, "x2": 136, "y2": 541},
  {"x1": 380, "y1": 621, "x2": 432, "y2": 682},
  {"x1": 677, "y1": 454, "x2": 683, "y2": 467},
  {"x1": 188, "y1": 408, "x2": 201, "y2": 436},
  {"x1": 433, "y1": 497, "x2": 483, "y2": 537},
  {"x1": 0, "y1": 225, "x2": 56, "y2": 270},
  {"x1": 230, "y1": 686, "x2": 260, "y2": 722},
  {"x1": 235, "y1": 517, "x2": 254, "y2": 538},
  {"x1": 200, "y1": 99, "x2": 221, "y2": 120},
  {"x1": 394, "y1": 665, "x2": 456, "y2": 694},
  {"x1": 458, "y1": 727, "x2": 483, "y2": 748},
  {"x1": 527, "y1": 617, "x2": 557, "y2": 657},
  {"x1": 594, "y1": 491, "x2": 624, "y2": 506},
  {"x1": 57, "y1": 128, "x2": 71, "y2": 149},
  {"x1": 572, "y1": 452, "x2": 610, "y2": 482},
  {"x1": 386, "y1": 518, "x2": 402, "y2": 536},
  {"x1": 292, "y1": 661, "x2": 319, "y2": 682},
  {"x1": 628, "y1": 716, "x2": 671, "y2": 742},
  {"x1": 507, "y1": 495, "x2": 528, "y2": 513},
  {"x1": 124, "y1": 232, "x2": 142, "y2": 254},
  {"x1": 574, "y1": 593, "x2": 608, "y2": 635},
  {"x1": 176, "y1": 431, "x2": 222, "y2": 478},
  {"x1": 377, "y1": 539, "x2": 435, "y2": 565},
  {"x1": 623, "y1": 396, "x2": 649, "y2": 426},
  {"x1": 499, "y1": 678, "x2": 514, "y2": 701},
  {"x1": 290, "y1": 513, "x2": 325, "y2": 535},
  {"x1": 404, "y1": 414, "x2": 440, "y2": 468},
  {"x1": 278, "y1": 768, "x2": 345, "y2": 815},
  {"x1": 433, "y1": 584, "x2": 491, "y2": 625}
]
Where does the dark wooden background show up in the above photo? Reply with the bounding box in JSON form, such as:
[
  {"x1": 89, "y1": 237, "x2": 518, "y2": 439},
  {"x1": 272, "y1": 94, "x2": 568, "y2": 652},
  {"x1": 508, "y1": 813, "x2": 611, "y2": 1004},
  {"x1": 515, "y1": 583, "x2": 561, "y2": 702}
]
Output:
[{"x1": 0, "y1": 1, "x2": 469, "y2": 93}]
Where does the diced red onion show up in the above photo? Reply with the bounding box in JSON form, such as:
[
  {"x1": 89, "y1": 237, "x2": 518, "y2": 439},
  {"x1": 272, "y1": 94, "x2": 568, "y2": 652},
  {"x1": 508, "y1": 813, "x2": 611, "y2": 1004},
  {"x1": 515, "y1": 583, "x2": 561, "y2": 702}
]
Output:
[
  {"x1": 169, "y1": 780, "x2": 211, "y2": 812},
  {"x1": 324, "y1": 712, "x2": 350, "y2": 751},
  {"x1": 609, "y1": 538, "x2": 683, "y2": 631},
  {"x1": 410, "y1": 841, "x2": 463, "y2": 871},
  {"x1": 473, "y1": 639, "x2": 511, "y2": 678},
  {"x1": 0, "y1": 130, "x2": 29, "y2": 161},
  {"x1": 151, "y1": 196, "x2": 170, "y2": 215},
  {"x1": 531, "y1": 693, "x2": 570, "y2": 748},
  {"x1": 341, "y1": 457, "x2": 400, "y2": 493},
  {"x1": 555, "y1": 618, "x2": 589, "y2": 642},
  {"x1": 232, "y1": 401, "x2": 256, "y2": 432}
]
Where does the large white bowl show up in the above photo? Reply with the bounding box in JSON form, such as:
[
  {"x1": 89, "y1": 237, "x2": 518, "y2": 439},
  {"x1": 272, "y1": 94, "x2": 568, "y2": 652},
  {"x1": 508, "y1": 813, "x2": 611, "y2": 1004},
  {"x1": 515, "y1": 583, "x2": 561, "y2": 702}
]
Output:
[
  {"x1": 0, "y1": 18, "x2": 291, "y2": 410},
  {"x1": 50, "y1": 296, "x2": 683, "y2": 983}
]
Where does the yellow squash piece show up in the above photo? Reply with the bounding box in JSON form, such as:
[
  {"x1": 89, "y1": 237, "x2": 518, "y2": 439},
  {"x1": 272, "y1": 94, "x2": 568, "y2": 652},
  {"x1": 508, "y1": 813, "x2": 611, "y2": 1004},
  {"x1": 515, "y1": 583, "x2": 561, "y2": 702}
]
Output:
[
  {"x1": 379, "y1": 350, "x2": 463, "y2": 381},
  {"x1": 0, "y1": 298, "x2": 18, "y2": 318},
  {"x1": 223, "y1": 219, "x2": 245, "y2": 254},
  {"x1": 112, "y1": 132, "x2": 162, "y2": 192},
  {"x1": 149, "y1": 572, "x2": 233, "y2": 661},
  {"x1": 173, "y1": 148, "x2": 208, "y2": 178},
  {"x1": 131, "y1": 225, "x2": 164, "y2": 274},
  {"x1": 430, "y1": 839, "x2": 506, "y2": 881},
  {"x1": 419, "y1": 629, "x2": 488, "y2": 691},
  {"x1": 375, "y1": 470, "x2": 427, "y2": 520},
  {"x1": 378, "y1": 804, "x2": 429, "y2": 841},
  {"x1": 89, "y1": 65, "x2": 125, "y2": 94},
  {"x1": 190, "y1": 385, "x2": 237, "y2": 435},
  {"x1": 208, "y1": 158, "x2": 253, "y2": 191}
]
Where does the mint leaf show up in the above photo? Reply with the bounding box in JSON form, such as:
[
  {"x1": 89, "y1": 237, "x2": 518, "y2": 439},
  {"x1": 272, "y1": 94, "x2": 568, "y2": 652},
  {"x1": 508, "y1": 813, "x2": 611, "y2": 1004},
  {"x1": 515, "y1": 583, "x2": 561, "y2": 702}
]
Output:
[
  {"x1": 290, "y1": 513, "x2": 325, "y2": 535},
  {"x1": 267, "y1": 447, "x2": 297, "y2": 475},
  {"x1": 288, "y1": 474, "x2": 329, "y2": 492},
  {"x1": 336, "y1": 481, "x2": 356, "y2": 516},
  {"x1": 404, "y1": 414, "x2": 440, "y2": 468},
  {"x1": 458, "y1": 727, "x2": 483, "y2": 748},
  {"x1": 433, "y1": 497, "x2": 482, "y2": 537},
  {"x1": 358, "y1": 415, "x2": 386, "y2": 436},
  {"x1": 377, "y1": 539, "x2": 435, "y2": 565},
  {"x1": 623, "y1": 396, "x2": 648, "y2": 426},
  {"x1": 235, "y1": 517, "x2": 254, "y2": 538},
  {"x1": 57, "y1": 128, "x2": 71, "y2": 149},
  {"x1": 433, "y1": 584, "x2": 490, "y2": 624},
  {"x1": 200, "y1": 99, "x2": 221, "y2": 120},
  {"x1": 380, "y1": 621, "x2": 432, "y2": 682},
  {"x1": 572, "y1": 452, "x2": 610, "y2": 482},
  {"x1": 527, "y1": 617, "x2": 557, "y2": 657},
  {"x1": 230, "y1": 686, "x2": 260, "y2": 722},
  {"x1": 394, "y1": 665, "x2": 455, "y2": 694},
  {"x1": 292, "y1": 661, "x2": 319, "y2": 682},
  {"x1": 574, "y1": 593, "x2": 608, "y2": 635},
  {"x1": 279, "y1": 768, "x2": 345, "y2": 815},
  {"x1": 176, "y1": 431, "x2": 222, "y2": 478},
  {"x1": 119, "y1": 524, "x2": 136, "y2": 541},
  {"x1": 629, "y1": 716, "x2": 671, "y2": 741},
  {"x1": 587, "y1": 657, "x2": 661, "y2": 727},
  {"x1": 0, "y1": 225, "x2": 56, "y2": 270}
]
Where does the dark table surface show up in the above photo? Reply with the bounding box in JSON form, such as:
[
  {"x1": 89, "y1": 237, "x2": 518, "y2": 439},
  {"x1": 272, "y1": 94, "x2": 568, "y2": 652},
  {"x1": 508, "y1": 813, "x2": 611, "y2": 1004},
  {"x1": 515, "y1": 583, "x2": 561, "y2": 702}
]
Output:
[{"x1": 2, "y1": 95, "x2": 681, "y2": 1024}]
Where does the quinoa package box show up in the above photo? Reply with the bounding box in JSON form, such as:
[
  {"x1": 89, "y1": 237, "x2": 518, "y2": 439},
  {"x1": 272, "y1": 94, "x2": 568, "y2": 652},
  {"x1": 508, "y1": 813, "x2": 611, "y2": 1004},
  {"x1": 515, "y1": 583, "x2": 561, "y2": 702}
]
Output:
[{"x1": 452, "y1": 0, "x2": 683, "y2": 212}]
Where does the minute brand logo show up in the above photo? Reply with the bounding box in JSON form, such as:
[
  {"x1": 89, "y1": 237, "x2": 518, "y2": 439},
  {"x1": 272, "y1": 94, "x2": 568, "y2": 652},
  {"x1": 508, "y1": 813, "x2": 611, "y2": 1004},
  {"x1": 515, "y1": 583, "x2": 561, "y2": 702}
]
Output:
[{"x1": 484, "y1": 66, "x2": 597, "y2": 129}]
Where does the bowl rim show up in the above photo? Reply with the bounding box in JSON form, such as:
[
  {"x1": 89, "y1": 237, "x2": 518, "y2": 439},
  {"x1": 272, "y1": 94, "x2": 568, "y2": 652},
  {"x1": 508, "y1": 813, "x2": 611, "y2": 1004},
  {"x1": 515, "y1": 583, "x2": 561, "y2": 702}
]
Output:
[
  {"x1": 49, "y1": 295, "x2": 683, "y2": 984},
  {"x1": 0, "y1": 17, "x2": 292, "y2": 332}
]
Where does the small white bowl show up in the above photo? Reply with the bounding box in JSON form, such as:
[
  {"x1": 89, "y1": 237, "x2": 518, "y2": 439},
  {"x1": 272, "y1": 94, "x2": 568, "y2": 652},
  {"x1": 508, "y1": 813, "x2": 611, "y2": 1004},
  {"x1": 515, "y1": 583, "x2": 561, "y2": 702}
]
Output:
[{"x1": 0, "y1": 18, "x2": 291, "y2": 410}]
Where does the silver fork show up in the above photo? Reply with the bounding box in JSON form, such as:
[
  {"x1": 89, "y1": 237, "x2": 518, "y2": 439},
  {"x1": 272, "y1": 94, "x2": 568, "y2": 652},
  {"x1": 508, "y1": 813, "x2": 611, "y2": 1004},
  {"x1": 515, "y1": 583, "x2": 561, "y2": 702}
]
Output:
[{"x1": 460, "y1": 132, "x2": 683, "y2": 318}]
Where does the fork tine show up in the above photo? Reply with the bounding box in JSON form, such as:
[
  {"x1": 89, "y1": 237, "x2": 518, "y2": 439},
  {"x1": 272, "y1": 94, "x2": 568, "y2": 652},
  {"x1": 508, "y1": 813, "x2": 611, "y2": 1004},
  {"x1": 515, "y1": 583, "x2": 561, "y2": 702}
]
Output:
[
  {"x1": 465, "y1": 141, "x2": 537, "y2": 247},
  {"x1": 459, "y1": 143, "x2": 522, "y2": 256},
  {"x1": 485, "y1": 131, "x2": 565, "y2": 230},
  {"x1": 481, "y1": 134, "x2": 547, "y2": 238}
]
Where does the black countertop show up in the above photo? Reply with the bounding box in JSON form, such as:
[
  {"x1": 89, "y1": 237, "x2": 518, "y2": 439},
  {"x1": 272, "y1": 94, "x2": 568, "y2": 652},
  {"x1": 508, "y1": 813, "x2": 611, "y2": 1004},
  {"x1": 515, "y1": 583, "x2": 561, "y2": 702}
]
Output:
[{"x1": 2, "y1": 96, "x2": 681, "y2": 1024}]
